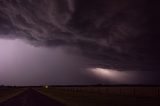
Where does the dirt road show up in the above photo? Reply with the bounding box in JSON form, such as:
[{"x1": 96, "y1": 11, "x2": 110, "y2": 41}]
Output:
[{"x1": 0, "y1": 89, "x2": 65, "y2": 106}]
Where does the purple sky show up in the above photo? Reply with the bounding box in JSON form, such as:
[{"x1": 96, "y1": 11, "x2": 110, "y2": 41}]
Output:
[
  {"x1": 0, "y1": 39, "x2": 158, "y2": 86},
  {"x1": 0, "y1": 0, "x2": 159, "y2": 85},
  {"x1": 0, "y1": 39, "x2": 92, "y2": 85}
]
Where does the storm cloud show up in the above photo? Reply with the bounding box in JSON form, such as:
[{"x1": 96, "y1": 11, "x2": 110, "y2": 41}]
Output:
[{"x1": 0, "y1": 0, "x2": 159, "y2": 72}]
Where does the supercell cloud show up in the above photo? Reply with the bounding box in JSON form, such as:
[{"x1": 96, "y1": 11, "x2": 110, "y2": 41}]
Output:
[{"x1": 0, "y1": 0, "x2": 159, "y2": 85}]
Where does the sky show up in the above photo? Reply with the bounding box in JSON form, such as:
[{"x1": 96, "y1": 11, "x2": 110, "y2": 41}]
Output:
[{"x1": 0, "y1": 0, "x2": 159, "y2": 85}]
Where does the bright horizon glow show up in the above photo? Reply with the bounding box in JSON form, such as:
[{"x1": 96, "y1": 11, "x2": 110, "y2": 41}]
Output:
[{"x1": 89, "y1": 68, "x2": 136, "y2": 83}]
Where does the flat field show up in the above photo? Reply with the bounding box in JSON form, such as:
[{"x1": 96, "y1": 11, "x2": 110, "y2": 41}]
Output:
[
  {"x1": 0, "y1": 87, "x2": 25, "y2": 103},
  {"x1": 37, "y1": 86, "x2": 160, "y2": 106}
]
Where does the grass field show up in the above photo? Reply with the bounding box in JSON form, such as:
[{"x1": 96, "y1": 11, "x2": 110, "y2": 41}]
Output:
[
  {"x1": 0, "y1": 87, "x2": 25, "y2": 103},
  {"x1": 37, "y1": 86, "x2": 160, "y2": 106}
]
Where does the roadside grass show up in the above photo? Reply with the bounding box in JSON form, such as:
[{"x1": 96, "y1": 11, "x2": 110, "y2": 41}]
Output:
[
  {"x1": 0, "y1": 87, "x2": 25, "y2": 103},
  {"x1": 36, "y1": 87, "x2": 160, "y2": 106}
]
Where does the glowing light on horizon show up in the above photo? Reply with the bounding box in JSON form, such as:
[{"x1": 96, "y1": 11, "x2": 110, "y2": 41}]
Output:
[
  {"x1": 90, "y1": 68, "x2": 123, "y2": 78},
  {"x1": 89, "y1": 68, "x2": 135, "y2": 83}
]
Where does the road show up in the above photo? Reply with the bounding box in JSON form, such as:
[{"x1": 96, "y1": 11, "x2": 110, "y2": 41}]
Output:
[{"x1": 0, "y1": 89, "x2": 65, "y2": 106}]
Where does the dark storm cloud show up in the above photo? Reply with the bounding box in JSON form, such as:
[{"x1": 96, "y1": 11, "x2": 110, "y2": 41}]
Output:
[{"x1": 0, "y1": 0, "x2": 159, "y2": 71}]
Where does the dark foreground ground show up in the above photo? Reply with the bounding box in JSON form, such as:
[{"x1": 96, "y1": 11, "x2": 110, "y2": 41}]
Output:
[
  {"x1": 0, "y1": 89, "x2": 65, "y2": 106},
  {"x1": 1, "y1": 86, "x2": 160, "y2": 106},
  {"x1": 38, "y1": 86, "x2": 160, "y2": 106}
]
